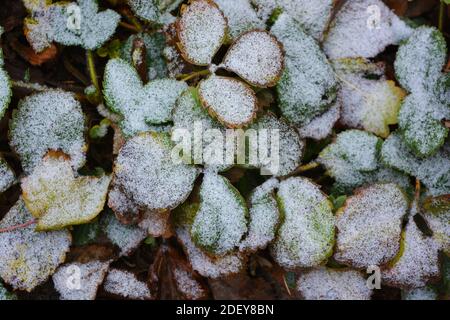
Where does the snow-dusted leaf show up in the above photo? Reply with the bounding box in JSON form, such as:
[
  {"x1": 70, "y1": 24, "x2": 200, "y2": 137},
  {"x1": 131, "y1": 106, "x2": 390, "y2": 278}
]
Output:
[
  {"x1": 0, "y1": 157, "x2": 15, "y2": 193},
  {"x1": 53, "y1": 260, "x2": 110, "y2": 300},
  {"x1": 250, "y1": 0, "x2": 335, "y2": 40},
  {"x1": 381, "y1": 132, "x2": 450, "y2": 196},
  {"x1": 334, "y1": 183, "x2": 408, "y2": 268},
  {"x1": 249, "y1": 112, "x2": 304, "y2": 177},
  {"x1": 24, "y1": 0, "x2": 120, "y2": 52},
  {"x1": 0, "y1": 26, "x2": 11, "y2": 119},
  {"x1": 177, "y1": 227, "x2": 245, "y2": 279},
  {"x1": 191, "y1": 171, "x2": 247, "y2": 256},
  {"x1": 101, "y1": 213, "x2": 147, "y2": 257},
  {"x1": 176, "y1": 0, "x2": 227, "y2": 66},
  {"x1": 402, "y1": 287, "x2": 438, "y2": 300},
  {"x1": 334, "y1": 58, "x2": 406, "y2": 138},
  {"x1": 395, "y1": 26, "x2": 447, "y2": 94},
  {"x1": 271, "y1": 13, "x2": 338, "y2": 127},
  {"x1": 297, "y1": 267, "x2": 373, "y2": 300},
  {"x1": 127, "y1": 0, "x2": 183, "y2": 25},
  {"x1": 21, "y1": 152, "x2": 111, "y2": 231},
  {"x1": 138, "y1": 210, "x2": 171, "y2": 238},
  {"x1": 173, "y1": 266, "x2": 206, "y2": 300},
  {"x1": 239, "y1": 178, "x2": 279, "y2": 252},
  {"x1": 9, "y1": 89, "x2": 87, "y2": 174},
  {"x1": 382, "y1": 215, "x2": 441, "y2": 289},
  {"x1": 323, "y1": 0, "x2": 412, "y2": 59},
  {"x1": 198, "y1": 76, "x2": 257, "y2": 128},
  {"x1": 121, "y1": 32, "x2": 168, "y2": 80},
  {"x1": 110, "y1": 132, "x2": 199, "y2": 215},
  {"x1": 0, "y1": 281, "x2": 16, "y2": 300},
  {"x1": 297, "y1": 100, "x2": 340, "y2": 141},
  {"x1": 270, "y1": 177, "x2": 335, "y2": 269},
  {"x1": 318, "y1": 130, "x2": 410, "y2": 193},
  {"x1": 214, "y1": 0, "x2": 264, "y2": 41},
  {"x1": 104, "y1": 269, "x2": 152, "y2": 300},
  {"x1": 394, "y1": 27, "x2": 449, "y2": 157},
  {"x1": 422, "y1": 195, "x2": 450, "y2": 255},
  {"x1": 0, "y1": 199, "x2": 71, "y2": 292},
  {"x1": 222, "y1": 30, "x2": 284, "y2": 88},
  {"x1": 103, "y1": 58, "x2": 187, "y2": 137}
]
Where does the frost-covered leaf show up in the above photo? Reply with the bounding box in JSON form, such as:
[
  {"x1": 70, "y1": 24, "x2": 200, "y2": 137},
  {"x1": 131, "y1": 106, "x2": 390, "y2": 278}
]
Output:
[
  {"x1": 0, "y1": 157, "x2": 15, "y2": 193},
  {"x1": 239, "y1": 178, "x2": 279, "y2": 252},
  {"x1": 381, "y1": 132, "x2": 450, "y2": 196},
  {"x1": 53, "y1": 260, "x2": 110, "y2": 300},
  {"x1": 382, "y1": 215, "x2": 441, "y2": 289},
  {"x1": 9, "y1": 89, "x2": 87, "y2": 174},
  {"x1": 251, "y1": 0, "x2": 335, "y2": 40},
  {"x1": 104, "y1": 269, "x2": 152, "y2": 300},
  {"x1": 422, "y1": 195, "x2": 450, "y2": 255},
  {"x1": 198, "y1": 76, "x2": 257, "y2": 128},
  {"x1": 103, "y1": 58, "x2": 187, "y2": 137},
  {"x1": 0, "y1": 199, "x2": 71, "y2": 292},
  {"x1": 334, "y1": 183, "x2": 408, "y2": 268},
  {"x1": 394, "y1": 27, "x2": 449, "y2": 157},
  {"x1": 334, "y1": 58, "x2": 406, "y2": 138},
  {"x1": 271, "y1": 13, "x2": 338, "y2": 127},
  {"x1": 176, "y1": 0, "x2": 227, "y2": 65},
  {"x1": 323, "y1": 0, "x2": 412, "y2": 59},
  {"x1": 297, "y1": 100, "x2": 340, "y2": 141},
  {"x1": 222, "y1": 30, "x2": 284, "y2": 88},
  {"x1": 110, "y1": 132, "x2": 199, "y2": 216},
  {"x1": 249, "y1": 112, "x2": 304, "y2": 177},
  {"x1": 0, "y1": 281, "x2": 16, "y2": 300},
  {"x1": 21, "y1": 152, "x2": 111, "y2": 231},
  {"x1": 402, "y1": 287, "x2": 438, "y2": 300},
  {"x1": 138, "y1": 210, "x2": 172, "y2": 238},
  {"x1": 24, "y1": 0, "x2": 120, "y2": 52},
  {"x1": 270, "y1": 177, "x2": 335, "y2": 269},
  {"x1": 318, "y1": 130, "x2": 410, "y2": 193},
  {"x1": 173, "y1": 266, "x2": 206, "y2": 300},
  {"x1": 191, "y1": 171, "x2": 247, "y2": 256},
  {"x1": 214, "y1": 0, "x2": 264, "y2": 41},
  {"x1": 121, "y1": 33, "x2": 168, "y2": 81},
  {"x1": 177, "y1": 227, "x2": 245, "y2": 279},
  {"x1": 0, "y1": 26, "x2": 11, "y2": 119},
  {"x1": 297, "y1": 267, "x2": 373, "y2": 300},
  {"x1": 101, "y1": 213, "x2": 147, "y2": 256},
  {"x1": 127, "y1": 0, "x2": 183, "y2": 25}
]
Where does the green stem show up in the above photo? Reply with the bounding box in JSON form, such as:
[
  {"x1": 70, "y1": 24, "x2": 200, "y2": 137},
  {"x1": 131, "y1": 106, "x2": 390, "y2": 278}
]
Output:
[
  {"x1": 86, "y1": 50, "x2": 100, "y2": 94},
  {"x1": 298, "y1": 161, "x2": 320, "y2": 173},
  {"x1": 177, "y1": 69, "x2": 211, "y2": 82},
  {"x1": 439, "y1": 1, "x2": 446, "y2": 32}
]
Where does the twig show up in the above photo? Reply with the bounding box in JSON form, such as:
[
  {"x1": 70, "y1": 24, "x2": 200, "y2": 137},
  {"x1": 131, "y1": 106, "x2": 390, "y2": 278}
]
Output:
[
  {"x1": 0, "y1": 219, "x2": 36, "y2": 233},
  {"x1": 86, "y1": 50, "x2": 100, "y2": 94},
  {"x1": 177, "y1": 69, "x2": 211, "y2": 82},
  {"x1": 119, "y1": 21, "x2": 139, "y2": 33}
]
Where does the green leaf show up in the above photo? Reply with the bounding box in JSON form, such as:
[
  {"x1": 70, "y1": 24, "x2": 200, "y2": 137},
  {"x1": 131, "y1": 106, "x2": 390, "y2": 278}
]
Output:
[
  {"x1": 0, "y1": 281, "x2": 17, "y2": 300},
  {"x1": 72, "y1": 218, "x2": 101, "y2": 246},
  {"x1": 191, "y1": 171, "x2": 248, "y2": 256},
  {"x1": 21, "y1": 152, "x2": 112, "y2": 231},
  {"x1": 270, "y1": 177, "x2": 335, "y2": 269},
  {"x1": 103, "y1": 58, "x2": 187, "y2": 137},
  {"x1": 422, "y1": 195, "x2": 450, "y2": 255}
]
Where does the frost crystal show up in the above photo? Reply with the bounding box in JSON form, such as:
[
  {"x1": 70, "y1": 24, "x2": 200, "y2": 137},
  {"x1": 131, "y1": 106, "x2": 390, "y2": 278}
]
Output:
[
  {"x1": 53, "y1": 261, "x2": 110, "y2": 300},
  {"x1": 103, "y1": 58, "x2": 187, "y2": 137},
  {"x1": 323, "y1": 0, "x2": 412, "y2": 59},
  {"x1": 9, "y1": 89, "x2": 87, "y2": 174},
  {"x1": 104, "y1": 269, "x2": 152, "y2": 300},
  {"x1": 270, "y1": 177, "x2": 335, "y2": 269},
  {"x1": 271, "y1": 13, "x2": 337, "y2": 127},
  {"x1": 21, "y1": 152, "x2": 111, "y2": 231},
  {"x1": 334, "y1": 183, "x2": 408, "y2": 268},
  {"x1": 297, "y1": 267, "x2": 372, "y2": 300},
  {"x1": 0, "y1": 199, "x2": 71, "y2": 292}
]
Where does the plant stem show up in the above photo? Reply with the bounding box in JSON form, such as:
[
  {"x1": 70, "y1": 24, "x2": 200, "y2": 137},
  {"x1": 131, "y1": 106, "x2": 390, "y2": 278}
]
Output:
[
  {"x1": 86, "y1": 50, "x2": 100, "y2": 94},
  {"x1": 177, "y1": 69, "x2": 211, "y2": 82},
  {"x1": 0, "y1": 219, "x2": 36, "y2": 233},
  {"x1": 298, "y1": 161, "x2": 320, "y2": 173},
  {"x1": 439, "y1": 1, "x2": 446, "y2": 32},
  {"x1": 119, "y1": 21, "x2": 139, "y2": 32}
]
